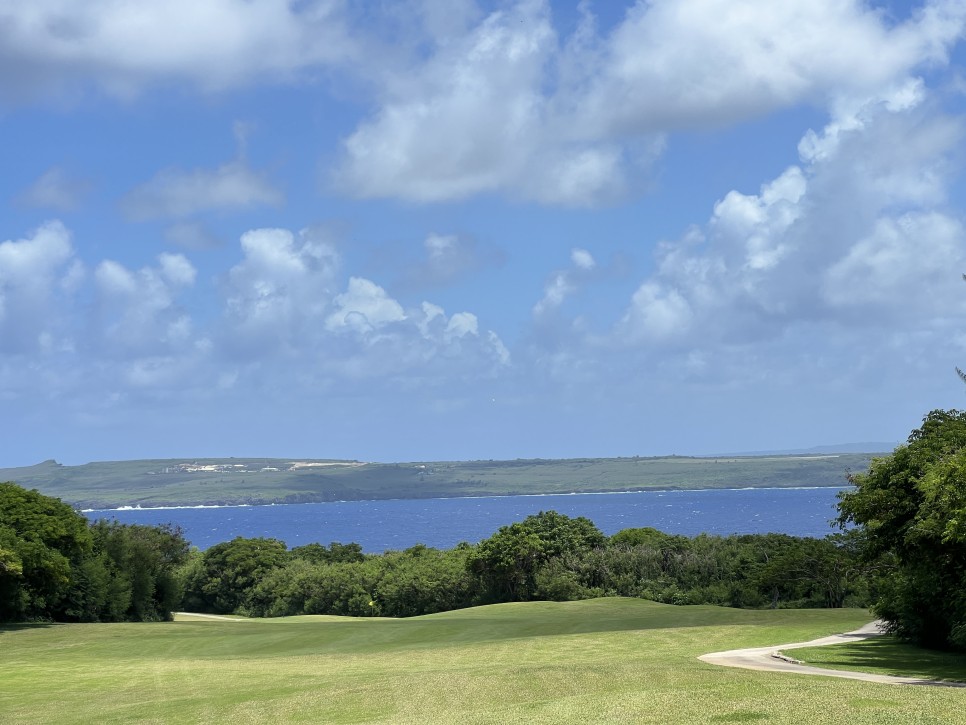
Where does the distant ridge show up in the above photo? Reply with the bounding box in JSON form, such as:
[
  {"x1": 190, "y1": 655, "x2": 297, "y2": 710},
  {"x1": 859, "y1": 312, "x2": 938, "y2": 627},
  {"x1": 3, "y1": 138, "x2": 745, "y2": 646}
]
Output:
[
  {"x1": 710, "y1": 442, "x2": 897, "y2": 457},
  {"x1": 0, "y1": 453, "x2": 878, "y2": 509}
]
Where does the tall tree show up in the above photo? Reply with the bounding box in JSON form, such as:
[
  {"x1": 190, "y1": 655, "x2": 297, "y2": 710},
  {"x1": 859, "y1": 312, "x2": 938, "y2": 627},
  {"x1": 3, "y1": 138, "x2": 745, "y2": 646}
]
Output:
[
  {"x1": 183, "y1": 537, "x2": 289, "y2": 614},
  {"x1": 838, "y1": 410, "x2": 966, "y2": 649},
  {"x1": 468, "y1": 511, "x2": 605, "y2": 601},
  {"x1": 0, "y1": 482, "x2": 92, "y2": 621}
]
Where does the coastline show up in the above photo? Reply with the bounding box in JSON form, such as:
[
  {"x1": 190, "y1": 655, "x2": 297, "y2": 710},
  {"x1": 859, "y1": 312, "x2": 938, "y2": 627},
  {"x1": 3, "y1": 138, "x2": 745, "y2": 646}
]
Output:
[{"x1": 80, "y1": 483, "x2": 853, "y2": 512}]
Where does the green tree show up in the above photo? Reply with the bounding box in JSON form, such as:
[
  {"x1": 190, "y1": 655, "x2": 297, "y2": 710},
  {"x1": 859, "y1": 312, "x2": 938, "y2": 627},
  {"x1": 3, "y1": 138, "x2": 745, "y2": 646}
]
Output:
[
  {"x1": 183, "y1": 537, "x2": 289, "y2": 614},
  {"x1": 0, "y1": 482, "x2": 93, "y2": 621},
  {"x1": 838, "y1": 409, "x2": 966, "y2": 649},
  {"x1": 468, "y1": 511, "x2": 605, "y2": 601},
  {"x1": 87, "y1": 520, "x2": 189, "y2": 621},
  {"x1": 290, "y1": 541, "x2": 365, "y2": 565}
]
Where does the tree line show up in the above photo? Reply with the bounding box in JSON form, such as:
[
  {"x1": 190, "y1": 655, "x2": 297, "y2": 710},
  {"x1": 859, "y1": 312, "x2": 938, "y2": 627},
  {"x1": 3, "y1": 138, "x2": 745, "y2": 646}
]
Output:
[
  {"x1": 4, "y1": 409, "x2": 966, "y2": 653},
  {"x1": 177, "y1": 512, "x2": 871, "y2": 619},
  {"x1": 0, "y1": 480, "x2": 871, "y2": 623}
]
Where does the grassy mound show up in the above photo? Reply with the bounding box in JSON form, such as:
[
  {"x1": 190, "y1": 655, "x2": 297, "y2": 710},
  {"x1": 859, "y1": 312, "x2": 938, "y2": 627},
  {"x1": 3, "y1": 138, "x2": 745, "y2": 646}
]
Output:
[{"x1": 0, "y1": 599, "x2": 958, "y2": 723}]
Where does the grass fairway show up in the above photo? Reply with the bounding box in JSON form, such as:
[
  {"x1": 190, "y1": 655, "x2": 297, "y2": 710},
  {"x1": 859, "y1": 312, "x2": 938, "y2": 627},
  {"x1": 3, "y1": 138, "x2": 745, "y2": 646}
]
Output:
[{"x1": 1, "y1": 599, "x2": 960, "y2": 724}]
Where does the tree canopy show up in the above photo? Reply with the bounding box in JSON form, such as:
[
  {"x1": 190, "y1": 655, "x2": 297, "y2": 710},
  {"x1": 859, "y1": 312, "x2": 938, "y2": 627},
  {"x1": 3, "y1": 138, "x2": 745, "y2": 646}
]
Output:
[
  {"x1": 838, "y1": 409, "x2": 966, "y2": 650},
  {"x1": 468, "y1": 510, "x2": 606, "y2": 601},
  {"x1": 0, "y1": 482, "x2": 189, "y2": 622}
]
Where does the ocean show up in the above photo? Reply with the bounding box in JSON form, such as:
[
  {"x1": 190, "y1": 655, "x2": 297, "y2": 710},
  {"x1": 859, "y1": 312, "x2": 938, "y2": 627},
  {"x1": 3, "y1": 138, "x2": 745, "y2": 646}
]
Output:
[{"x1": 83, "y1": 486, "x2": 849, "y2": 551}]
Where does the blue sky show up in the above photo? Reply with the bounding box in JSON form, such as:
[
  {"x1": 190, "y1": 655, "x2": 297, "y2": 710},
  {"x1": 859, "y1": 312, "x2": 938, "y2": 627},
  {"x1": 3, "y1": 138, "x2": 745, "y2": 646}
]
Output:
[{"x1": 2, "y1": 0, "x2": 966, "y2": 465}]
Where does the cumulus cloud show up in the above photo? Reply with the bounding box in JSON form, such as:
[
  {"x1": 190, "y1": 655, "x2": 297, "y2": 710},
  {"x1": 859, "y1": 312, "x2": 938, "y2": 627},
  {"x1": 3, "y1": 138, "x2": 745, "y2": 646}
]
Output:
[
  {"x1": 823, "y1": 212, "x2": 966, "y2": 319},
  {"x1": 0, "y1": 0, "x2": 357, "y2": 100},
  {"x1": 15, "y1": 167, "x2": 92, "y2": 211},
  {"x1": 577, "y1": 0, "x2": 966, "y2": 135},
  {"x1": 5, "y1": 2, "x2": 963, "y2": 207},
  {"x1": 121, "y1": 160, "x2": 283, "y2": 221},
  {"x1": 223, "y1": 227, "x2": 340, "y2": 351},
  {"x1": 0, "y1": 218, "x2": 511, "y2": 416},
  {"x1": 218, "y1": 225, "x2": 510, "y2": 381},
  {"x1": 0, "y1": 221, "x2": 77, "y2": 353},
  {"x1": 616, "y1": 90, "x2": 966, "y2": 351},
  {"x1": 93, "y1": 252, "x2": 199, "y2": 357},
  {"x1": 533, "y1": 248, "x2": 598, "y2": 317},
  {"x1": 335, "y1": 0, "x2": 572, "y2": 203},
  {"x1": 335, "y1": 0, "x2": 966, "y2": 205},
  {"x1": 326, "y1": 277, "x2": 406, "y2": 333}
]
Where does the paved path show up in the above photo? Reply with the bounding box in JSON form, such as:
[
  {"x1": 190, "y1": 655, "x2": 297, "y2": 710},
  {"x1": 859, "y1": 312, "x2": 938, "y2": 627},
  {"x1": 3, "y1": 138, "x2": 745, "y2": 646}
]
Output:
[
  {"x1": 699, "y1": 621, "x2": 965, "y2": 687},
  {"x1": 175, "y1": 612, "x2": 253, "y2": 621}
]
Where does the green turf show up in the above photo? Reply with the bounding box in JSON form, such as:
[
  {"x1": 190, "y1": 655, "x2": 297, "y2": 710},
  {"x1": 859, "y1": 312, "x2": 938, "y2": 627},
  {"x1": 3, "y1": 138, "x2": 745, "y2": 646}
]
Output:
[
  {"x1": 785, "y1": 636, "x2": 966, "y2": 683},
  {"x1": 1, "y1": 599, "x2": 961, "y2": 724},
  {"x1": 0, "y1": 453, "x2": 878, "y2": 508}
]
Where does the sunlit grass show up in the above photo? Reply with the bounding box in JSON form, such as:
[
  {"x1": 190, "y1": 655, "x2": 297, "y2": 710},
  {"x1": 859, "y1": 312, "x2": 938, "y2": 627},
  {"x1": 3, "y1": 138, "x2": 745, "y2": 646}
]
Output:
[
  {"x1": 786, "y1": 636, "x2": 966, "y2": 683},
  {"x1": 1, "y1": 600, "x2": 961, "y2": 724}
]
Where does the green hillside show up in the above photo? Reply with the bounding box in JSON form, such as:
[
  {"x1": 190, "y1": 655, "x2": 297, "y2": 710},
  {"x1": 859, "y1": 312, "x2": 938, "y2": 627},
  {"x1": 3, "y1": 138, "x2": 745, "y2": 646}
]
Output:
[
  {"x1": 0, "y1": 453, "x2": 880, "y2": 509},
  {"x1": 1, "y1": 599, "x2": 958, "y2": 724}
]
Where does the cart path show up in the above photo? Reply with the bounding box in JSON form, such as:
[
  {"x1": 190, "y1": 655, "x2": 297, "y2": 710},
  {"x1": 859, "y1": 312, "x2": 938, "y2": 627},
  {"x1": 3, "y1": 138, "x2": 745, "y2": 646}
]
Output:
[
  {"x1": 175, "y1": 612, "x2": 254, "y2": 621},
  {"x1": 699, "y1": 621, "x2": 966, "y2": 687}
]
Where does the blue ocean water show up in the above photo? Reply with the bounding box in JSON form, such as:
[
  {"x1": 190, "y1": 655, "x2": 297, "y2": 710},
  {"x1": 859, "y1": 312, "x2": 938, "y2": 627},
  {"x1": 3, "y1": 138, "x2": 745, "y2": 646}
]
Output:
[{"x1": 83, "y1": 487, "x2": 849, "y2": 552}]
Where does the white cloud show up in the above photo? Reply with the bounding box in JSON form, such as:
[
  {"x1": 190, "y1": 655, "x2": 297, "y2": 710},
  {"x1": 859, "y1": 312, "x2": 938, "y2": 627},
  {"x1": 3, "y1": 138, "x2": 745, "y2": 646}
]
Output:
[
  {"x1": 334, "y1": 0, "x2": 966, "y2": 206},
  {"x1": 335, "y1": 0, "x2": 564, "y2": 203},
  {"x1": 533, "y1": 247, "x2": 599, "y2": 317},
  {"x1": 7, "y1": 2, "x2": 963, "y2": 207},
  {"x1": 224, "y1": 227, "x2": 340, "y2": 350},
  {"x1": 533, "y1": 271, "x2": 576, "y2": 318},
  {"x1": 326, "y1": 277, "x2": 406, "y2": 333},
  {"x1": 618, "y1": 282, "x2": 693, "y2": 343},
  {"x1": 580, "y1": 0, "x2": 965, "y2": 134},
  {"x1": 121, "y1": 160, "x2": 282, "y2": 220},
  {"x1": 823, "y1": 212, "x2": 966, "y2": 319},
  {"x1": 15, "y1": 167, "x2": 91, "y2": 211},
  {"x1": 445, "y1": 311, "x2": 479, "y2": 339},
  {"x1": 0, "y1": 220, "x2": 76, "y2": 353},
  {"x1": 94, "y1": 253, "x2": 198, "y2": 357},
  {"x1": 570, "y1": 248, "x2": 596, "y2": 271},
  {"x1": 616, "y1": 90, "x2": 966, "y2": 351},
  {"x1": 0, "y1": 219, "x2": 511, "y2": 413},
  {"x1": 216, "y1": 226, "x2": 511, "y2": 382},
  {"x1": 0, "y1": 0, "x2": 356, "y2": 100},
  {"x1": 319, "y1": 278, "x2": 509, "y2": 375}
]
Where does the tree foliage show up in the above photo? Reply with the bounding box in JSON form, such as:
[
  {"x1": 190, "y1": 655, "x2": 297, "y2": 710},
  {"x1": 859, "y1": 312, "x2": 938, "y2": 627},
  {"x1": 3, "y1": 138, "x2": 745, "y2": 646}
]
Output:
[
  {"x1": 838, "y1": 409, "x2": 966, "y2": 650},
  {"x1": 0, "y1": 482, "x2": 189, "y2": 622},
  {"x1": 181, "y1": 536, "x2": 289, "y2": 614},
  {"x1": 174, "y1": 512, "x2": 872, "y2": 619},
  {"x1": 467, "y1": 511, "x2": 606, "y2": 601}
]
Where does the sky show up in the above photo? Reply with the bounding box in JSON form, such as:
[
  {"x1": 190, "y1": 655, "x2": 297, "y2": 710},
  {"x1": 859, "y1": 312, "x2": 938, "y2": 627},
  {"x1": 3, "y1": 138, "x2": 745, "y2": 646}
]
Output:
[{"x1": 3, "y1": 0, "x2": 966, "y2": 466}]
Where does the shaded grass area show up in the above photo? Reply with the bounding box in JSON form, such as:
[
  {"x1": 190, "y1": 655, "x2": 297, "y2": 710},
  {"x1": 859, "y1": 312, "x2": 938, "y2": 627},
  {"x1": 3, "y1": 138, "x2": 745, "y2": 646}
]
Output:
[
  {"x1": 786, "y1": 636, "x2": 966, "y2": 683},
  {"x1": 0, "y1": 453, "x2": 875, "y2": 508},
  {"x1": 2, "y1": 599, "x2": 962, "y2": 724}
]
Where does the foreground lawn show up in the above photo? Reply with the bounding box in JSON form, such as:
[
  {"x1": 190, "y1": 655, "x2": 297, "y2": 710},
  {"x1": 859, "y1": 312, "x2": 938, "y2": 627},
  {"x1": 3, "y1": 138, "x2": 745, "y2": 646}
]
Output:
[
  {"x1": 1, "y1": 599, "x2": 961, "y2": 724},
  {"x1": 786, "y1": 636, "x2": 966, "y2": 683}
]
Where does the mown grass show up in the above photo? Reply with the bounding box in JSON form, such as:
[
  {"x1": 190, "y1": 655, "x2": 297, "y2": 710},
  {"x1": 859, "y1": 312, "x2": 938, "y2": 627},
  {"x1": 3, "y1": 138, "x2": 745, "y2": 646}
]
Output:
[
  {"x1": 786, "y1": 636, "x2": 966, "y2": 683},
  {"x1": 1, "y1": 599, "x2": 960, "y2": 724}
]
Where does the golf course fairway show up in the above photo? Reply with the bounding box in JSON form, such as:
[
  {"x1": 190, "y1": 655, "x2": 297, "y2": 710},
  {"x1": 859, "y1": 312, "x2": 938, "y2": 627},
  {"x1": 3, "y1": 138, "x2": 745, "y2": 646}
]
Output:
[{"x1": 1, "y1": 599, "x2": 962, "y2": 724}]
